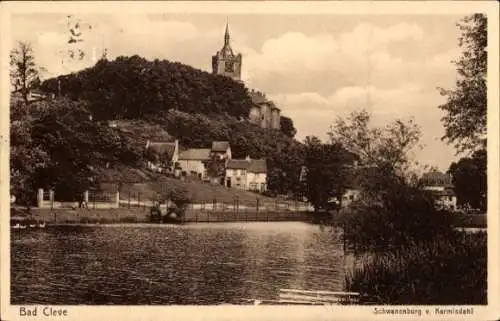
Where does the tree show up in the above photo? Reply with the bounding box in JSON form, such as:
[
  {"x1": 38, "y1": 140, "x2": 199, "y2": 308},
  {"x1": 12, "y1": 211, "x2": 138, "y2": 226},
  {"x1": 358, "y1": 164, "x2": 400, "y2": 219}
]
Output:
[
  {"x1": 280, "y1": 116, "x2": 297, "y2": 138},
  {"x1": 448, "y1": 149, "x2": 487, "y2": 211},
  {"x1": 438, "y1": 14, "x2": 487, "y2": 153},
  {"x1": 327, "y1": 110, "x2": 454, "y2": 249},
  {"x1": 328, "y1": 110, "x2": 422, "y2": 178},
  {"x1": 203, "y1": 153, "x2": 226, "y2": 183},
  {"x1": 302, "y1": 136, "x2": 353, "y2": 210},
  {"x1": 10, "y1": 119, "x2": 49, "y2": 205},
  {"x1": 10, "y1": 41, "x2": 39, "y2": 105}
]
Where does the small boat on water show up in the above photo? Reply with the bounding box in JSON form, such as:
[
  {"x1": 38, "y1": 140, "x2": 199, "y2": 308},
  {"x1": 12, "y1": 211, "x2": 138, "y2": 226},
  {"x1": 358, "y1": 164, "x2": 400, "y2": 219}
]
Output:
[{"x1": 38, "y1": 222, "x2": 46, "y2": 228}]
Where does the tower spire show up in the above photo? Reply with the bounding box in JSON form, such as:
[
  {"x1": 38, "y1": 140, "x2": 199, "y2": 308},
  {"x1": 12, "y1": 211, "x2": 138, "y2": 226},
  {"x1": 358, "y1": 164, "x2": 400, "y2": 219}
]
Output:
[{"x1": 224, "y1": 19, "x2": 230, "y2": 45}]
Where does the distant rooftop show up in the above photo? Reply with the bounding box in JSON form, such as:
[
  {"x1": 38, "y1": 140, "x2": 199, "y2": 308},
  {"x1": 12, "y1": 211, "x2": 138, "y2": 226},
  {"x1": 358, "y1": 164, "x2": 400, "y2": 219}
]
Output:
[
  {"x1": 211, "y1": 141, "x2": 230, "y2": 152},
  {"x1": 146, "y1": 141, "x2": 177, "y2": 159},
  {"x1": 227, "y1": 158, "x2": 267, "y2": 173},
  {"x1": 178, "y1": 148, "x2": 211, "y2": 161}
]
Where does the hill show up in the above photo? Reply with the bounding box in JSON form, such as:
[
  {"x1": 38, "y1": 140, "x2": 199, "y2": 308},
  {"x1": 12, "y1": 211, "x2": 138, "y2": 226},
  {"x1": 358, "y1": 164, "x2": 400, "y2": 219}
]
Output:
[
  {"x1": 40, "y1": 55, "x2": 253, "y2": 121},
  {"x1": 12, "y1": 56, "x2": 305, "y2": 205}
]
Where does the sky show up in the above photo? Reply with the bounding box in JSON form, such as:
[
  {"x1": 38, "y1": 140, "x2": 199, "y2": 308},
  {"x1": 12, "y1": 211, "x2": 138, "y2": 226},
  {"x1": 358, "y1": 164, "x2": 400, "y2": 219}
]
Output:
[{"x1": 11, "y1": 13, "x2": 467, "y2": 171}]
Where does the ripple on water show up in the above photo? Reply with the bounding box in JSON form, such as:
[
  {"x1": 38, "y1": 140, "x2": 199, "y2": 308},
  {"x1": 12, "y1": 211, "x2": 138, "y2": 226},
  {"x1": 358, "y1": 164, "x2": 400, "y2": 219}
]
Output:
[{"x1": 11, "y1": 222, "x2": 346, "y2": 304}]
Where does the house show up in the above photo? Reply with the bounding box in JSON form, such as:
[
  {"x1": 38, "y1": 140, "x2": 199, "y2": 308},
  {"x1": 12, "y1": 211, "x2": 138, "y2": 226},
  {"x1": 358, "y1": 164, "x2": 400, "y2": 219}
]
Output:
[
  {"x1": 421, "y1": 170, "x2": 457, "y2": 211},
  {"x1": 211, "y1": 141, "x2": 232, "y2": 162},
  {"x1": 178, "y1": 148, "x2": 212, "y2": 179},
  {"x1": 145, "y1": 140, "x2": 179, "y2": 174},
  {"x1": 225, "y1": 156, "x2": 268, "y2": 192}
]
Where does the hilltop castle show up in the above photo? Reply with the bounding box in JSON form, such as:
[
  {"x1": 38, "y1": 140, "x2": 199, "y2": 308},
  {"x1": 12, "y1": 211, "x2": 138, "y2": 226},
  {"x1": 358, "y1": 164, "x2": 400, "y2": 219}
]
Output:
[{"x1": 212, "y1": 23, "x2": 281, "y2": 130}]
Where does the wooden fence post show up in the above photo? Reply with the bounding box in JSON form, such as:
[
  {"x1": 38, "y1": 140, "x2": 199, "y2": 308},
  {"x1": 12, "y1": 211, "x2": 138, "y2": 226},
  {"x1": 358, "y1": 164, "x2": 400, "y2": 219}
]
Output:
[{"x1": 49, "y1": 190, "x2": 54, "y2": 210}]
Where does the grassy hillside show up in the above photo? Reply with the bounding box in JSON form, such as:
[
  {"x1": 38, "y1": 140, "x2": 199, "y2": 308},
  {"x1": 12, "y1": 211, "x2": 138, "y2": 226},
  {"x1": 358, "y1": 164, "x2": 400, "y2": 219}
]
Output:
[{"x1": 100, "y1": 173, "x2": 281, "y2": 207}]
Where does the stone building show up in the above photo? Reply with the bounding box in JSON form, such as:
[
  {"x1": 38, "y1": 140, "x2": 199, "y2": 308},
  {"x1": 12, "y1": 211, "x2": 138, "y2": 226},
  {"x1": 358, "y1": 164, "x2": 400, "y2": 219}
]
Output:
[
  {"x1": 212, "y1": 23, "x2": 281, "y2": 130},
  {"x1": 248, "y1": 90, "x2": 281, "y2": 130},
  {"x1": 212, "y1": 23, "x2": 242, "y2": 82}
]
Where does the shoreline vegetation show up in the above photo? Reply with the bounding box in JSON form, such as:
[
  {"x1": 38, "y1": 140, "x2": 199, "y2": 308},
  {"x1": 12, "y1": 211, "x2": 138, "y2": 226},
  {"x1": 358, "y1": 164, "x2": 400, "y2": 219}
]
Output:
[{"x1": 11, "y1": 206, "x2": 486, "y2": 228}]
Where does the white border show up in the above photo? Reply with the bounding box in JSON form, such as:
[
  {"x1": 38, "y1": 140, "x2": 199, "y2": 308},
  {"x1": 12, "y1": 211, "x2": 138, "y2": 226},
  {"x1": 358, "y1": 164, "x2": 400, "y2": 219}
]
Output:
[{"x1": 1, "y1": 1, "x2": 499, "y2": 321}]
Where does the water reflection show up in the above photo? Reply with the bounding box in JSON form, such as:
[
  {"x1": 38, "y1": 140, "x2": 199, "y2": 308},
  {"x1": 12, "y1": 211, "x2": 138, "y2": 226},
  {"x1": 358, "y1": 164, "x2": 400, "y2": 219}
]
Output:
[{"x1": 11, "y1": 222, "x2": 345, "y2": 305}]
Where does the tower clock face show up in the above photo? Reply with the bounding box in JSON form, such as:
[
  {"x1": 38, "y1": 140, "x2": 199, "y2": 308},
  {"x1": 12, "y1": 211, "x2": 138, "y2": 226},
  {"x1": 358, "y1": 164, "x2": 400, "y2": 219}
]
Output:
[{"x1": 225, "y1": 60, "x2": 234, "y2": 72}]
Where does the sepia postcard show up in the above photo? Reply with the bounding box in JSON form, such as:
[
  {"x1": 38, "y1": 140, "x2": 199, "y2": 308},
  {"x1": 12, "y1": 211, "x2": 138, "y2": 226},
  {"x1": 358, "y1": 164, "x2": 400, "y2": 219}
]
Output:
[{"x1": 1, "y1": 1, "x2": 499, "y2": 320}]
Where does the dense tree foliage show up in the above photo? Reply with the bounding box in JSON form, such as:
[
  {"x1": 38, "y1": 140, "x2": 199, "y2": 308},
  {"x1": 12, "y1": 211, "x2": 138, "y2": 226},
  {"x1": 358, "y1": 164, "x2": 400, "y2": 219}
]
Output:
[
  {"x1": 280, "y1": 116, "x2": 297, "y2": 138},
  {"x1": 448, "y1": 149, "x2": 487, "y2": 211},
  {"x1": 41, "y1": 56, "x2": 253, "y2": 121},
  {"x1": 301, "y1": 136, "x2": 354, "y2": 210},
  {"x1": 11, "y1": 98, "x2": 144, "y2": 203},
  {"x1": 10, "y1": 100, "x2": 49, "y2": 205},
  {"x1": 327, "y1": 110, "x2": 454, "y2": 249},
  {"x1": 438, "y1": 14, "x2": 487, "y2": 153}
]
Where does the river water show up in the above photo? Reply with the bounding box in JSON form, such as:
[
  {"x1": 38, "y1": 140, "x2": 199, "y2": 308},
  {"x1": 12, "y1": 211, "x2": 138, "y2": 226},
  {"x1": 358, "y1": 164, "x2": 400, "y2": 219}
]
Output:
[{"x1": 11, "y1": 222, "x2": 347, "y2": 305}]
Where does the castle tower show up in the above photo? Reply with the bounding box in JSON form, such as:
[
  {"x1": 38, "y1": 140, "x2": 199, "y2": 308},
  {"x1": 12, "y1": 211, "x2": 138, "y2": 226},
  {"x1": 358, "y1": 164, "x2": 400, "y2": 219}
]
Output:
[{"x1": 212, "y1": 22, "x2": 242, "y2": 81}]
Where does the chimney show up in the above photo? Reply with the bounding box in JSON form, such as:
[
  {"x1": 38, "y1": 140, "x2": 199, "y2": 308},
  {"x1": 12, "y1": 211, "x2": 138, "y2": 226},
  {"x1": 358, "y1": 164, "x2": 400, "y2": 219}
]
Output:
[{"x1": 174, "y1": 139, "x2": 179, "y2": 151}]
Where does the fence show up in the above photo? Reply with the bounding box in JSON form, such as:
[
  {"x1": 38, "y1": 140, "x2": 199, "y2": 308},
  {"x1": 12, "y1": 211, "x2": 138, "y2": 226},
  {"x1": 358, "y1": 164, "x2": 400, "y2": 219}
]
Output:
[
  {"x1": 36, "y1": 188, "x2": 120, "y2": 209},
  {"x1": 115, "y1": 192, "x2": 314, "y2": 212}
]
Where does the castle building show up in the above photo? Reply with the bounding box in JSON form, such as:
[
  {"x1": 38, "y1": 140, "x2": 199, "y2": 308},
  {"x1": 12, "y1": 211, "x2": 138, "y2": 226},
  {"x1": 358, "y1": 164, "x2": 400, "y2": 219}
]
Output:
[
  {"x1": 212, "y1": 23, "x2": 281, "y2": 130},
  {"x1": 248, "y1": 90, "x2": 281, "y2": 130},
  {"x1": 212, "y1": 23, "x2": 242, "y2": 82}
]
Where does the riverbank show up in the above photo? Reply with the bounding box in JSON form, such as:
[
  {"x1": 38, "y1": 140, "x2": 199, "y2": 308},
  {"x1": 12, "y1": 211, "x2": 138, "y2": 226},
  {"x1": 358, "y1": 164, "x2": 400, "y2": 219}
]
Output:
[
  {"x1": 11, "y1": 207, "x2": 486, "y2": 227},
  {"x1": 11, "y1": 207, "x2": 316, "y2": 224}
]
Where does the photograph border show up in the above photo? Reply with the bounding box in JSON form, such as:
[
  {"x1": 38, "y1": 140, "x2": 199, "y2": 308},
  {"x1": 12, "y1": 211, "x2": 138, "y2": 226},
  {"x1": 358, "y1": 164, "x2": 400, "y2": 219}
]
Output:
[{"x1": 1, "y1": 1, "x2": 499, "y2": 320}]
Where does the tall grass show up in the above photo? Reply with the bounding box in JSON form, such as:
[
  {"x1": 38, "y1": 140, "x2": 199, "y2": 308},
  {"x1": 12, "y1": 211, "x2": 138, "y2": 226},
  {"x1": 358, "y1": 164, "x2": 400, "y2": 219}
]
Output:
[{"x1": 345, "y1": 231, "x2": 487, "y2": 305}]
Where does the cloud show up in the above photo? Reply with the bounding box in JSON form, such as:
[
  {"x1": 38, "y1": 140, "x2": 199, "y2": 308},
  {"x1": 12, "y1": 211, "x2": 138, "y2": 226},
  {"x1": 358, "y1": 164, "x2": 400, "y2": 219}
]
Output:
[
  {"x1": 270, "y1": 84, "x2": 457, "y2": 170},
  {"x1": 243, "y1": 21, "x2": 455, "y2": 96}
]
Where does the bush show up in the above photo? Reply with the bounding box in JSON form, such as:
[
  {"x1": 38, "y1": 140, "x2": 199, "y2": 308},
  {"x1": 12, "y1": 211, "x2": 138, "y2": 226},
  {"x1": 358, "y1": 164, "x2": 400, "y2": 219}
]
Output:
[
  {"x1": 336, "y1": 177, "x2": 454, "y2": 252},
  {"x1": 345, "y1": 231, "x2": 487, "y2": 305}
]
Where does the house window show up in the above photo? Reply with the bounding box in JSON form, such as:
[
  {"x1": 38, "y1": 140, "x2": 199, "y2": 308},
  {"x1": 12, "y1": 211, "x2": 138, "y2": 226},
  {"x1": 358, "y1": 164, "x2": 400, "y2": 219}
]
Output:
[
  {"x1": 236, "y1": 169, "x2": 241, "y2": 176},
  {"x1": 449, "y1": 196, "x2": 453, "y2": 201}
]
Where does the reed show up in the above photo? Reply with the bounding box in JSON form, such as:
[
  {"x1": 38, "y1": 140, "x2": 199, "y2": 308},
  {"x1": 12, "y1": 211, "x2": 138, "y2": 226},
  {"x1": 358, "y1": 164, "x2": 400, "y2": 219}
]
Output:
[{"x1": 345, "y1": 231, "x2": 487, "y2": 305}]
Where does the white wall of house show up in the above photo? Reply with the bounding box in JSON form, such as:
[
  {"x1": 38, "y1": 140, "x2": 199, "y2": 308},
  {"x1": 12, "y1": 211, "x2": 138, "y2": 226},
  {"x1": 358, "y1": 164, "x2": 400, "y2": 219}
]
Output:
[
  {"x1": 225, "y1": 168, "x2": 247, "y2": 189},
  {"x1": 246, "y1": 172, "x2": 267, "y2": 191},
  {"x1": 178, "y1": 160, "x2": 207, "y2": 178}
]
